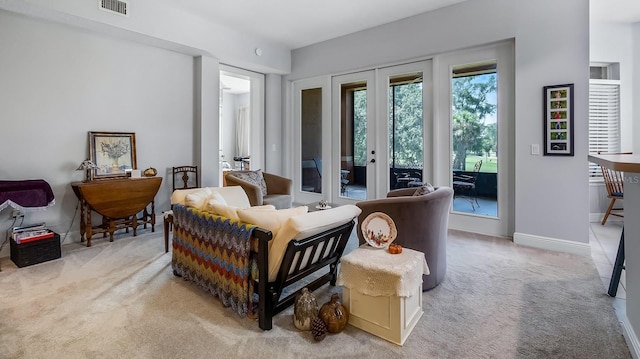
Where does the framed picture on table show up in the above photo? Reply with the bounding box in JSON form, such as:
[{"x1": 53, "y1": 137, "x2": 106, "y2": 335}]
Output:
[
  {"x1": 543, "y1": 84, "x2": 574, "y2": 156},
  {"x1": 89, "y1": 131, "x2": 137, "y2": 179}
]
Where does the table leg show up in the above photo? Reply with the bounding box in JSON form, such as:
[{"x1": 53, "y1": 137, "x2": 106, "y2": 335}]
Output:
[
  {"x1": 608, "y1": 227, "x2": 625, "y2": 297},
  {"x1": 108, "y1": 219, "x2": 115, "y2": 242},
  {"x1": 150, "y1": 200, "x2": 156, "y2": 232},
  {"x1": 86, "y1": 208, "x2": 93, "y2": 247},
  {"x1": 79, "y1": 200, "x2": 86, "y2": 242},
  {"x1": 132, "y1": 215, "x2": 138, "y2": 236}
]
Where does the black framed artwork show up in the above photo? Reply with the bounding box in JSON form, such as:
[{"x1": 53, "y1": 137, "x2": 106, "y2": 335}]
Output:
[{"x1": 543, "y1": 84, "x2": 574, "y2": 156}]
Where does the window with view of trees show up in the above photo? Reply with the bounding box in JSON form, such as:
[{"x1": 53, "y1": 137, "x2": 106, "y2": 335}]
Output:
[
  {"x1": 452, "y1": 66, "x2": 497, "y2": 173},
  {"x1": 352, "y1": 76, "x2": 424, "y2": 171},
  {"x1": 389, "y1": 77, "x2": 423, "y2": 170},
  {"x1": 353, "y1": 89, "x2": 367, "y2": 167}
]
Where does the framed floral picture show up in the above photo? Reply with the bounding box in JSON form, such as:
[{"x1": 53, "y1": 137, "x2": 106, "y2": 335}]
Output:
[
  {"x1": 89, "y1": 131, "x2": 137, "y2": 179},
  {"x1": 543, "y1": 84, "x2": 574, "y2": 156}
]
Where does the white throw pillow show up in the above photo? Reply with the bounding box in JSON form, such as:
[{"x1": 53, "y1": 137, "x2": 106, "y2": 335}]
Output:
[
  {"x1": 184, "y1": 188, "x2": 214, "y2": 209},
  {"x1": 212, "y1": 186, "x2": 251, "y2": 209}
]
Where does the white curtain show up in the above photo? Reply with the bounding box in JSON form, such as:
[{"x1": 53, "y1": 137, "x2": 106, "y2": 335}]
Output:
[{"x1": 236, "y1": 107, "x2": 250, "y2": 157}]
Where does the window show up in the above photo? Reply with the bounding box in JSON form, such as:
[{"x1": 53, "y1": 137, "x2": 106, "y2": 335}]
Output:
[
  {"x1": 588, "y1": 63, "x2": 620, "y2": 180},
  {"x1": 451, "y1": 63, "x2": 497, "y2": 173}
]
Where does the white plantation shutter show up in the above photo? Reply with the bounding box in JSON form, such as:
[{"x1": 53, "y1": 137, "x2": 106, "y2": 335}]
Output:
[{"x1": 589, "y1": 81, "x2": 620, "y2": 180}]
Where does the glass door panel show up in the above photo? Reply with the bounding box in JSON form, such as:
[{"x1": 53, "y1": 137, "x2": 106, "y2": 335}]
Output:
[
  {"x1": 435, "y1": 41, "x2": 513, "y2": 237},
  {"x1": 301, "y1": 88, "x2": 323, "y2": 194},
  {"x1": 388, "y1": 72, "x2": 424, "y2": 191},
  {"x1": 339, "y1": 82, "x2": 367, "y2": 200},
  {"x1": 293, "y1": 77, "x2": 331, "y2": 204},
  {"x1": 451, "y1": 62, "x2": 498, "y2": 217},
  {"x1": 333, "y1": 71, "x2": 375, "y2": 202}
]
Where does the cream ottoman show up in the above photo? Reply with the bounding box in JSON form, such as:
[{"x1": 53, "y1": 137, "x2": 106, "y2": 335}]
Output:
[{"x1": 337, "y1": 245, "x2": 429, "y2": 346}]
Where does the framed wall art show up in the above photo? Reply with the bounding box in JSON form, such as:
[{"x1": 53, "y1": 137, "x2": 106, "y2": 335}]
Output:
[
  {"x1": 89, "y1": 131, "x2": 137, "y2": 179},
  {"x1": 543, "y1": 84, "x2": 574, "y2": 156}
]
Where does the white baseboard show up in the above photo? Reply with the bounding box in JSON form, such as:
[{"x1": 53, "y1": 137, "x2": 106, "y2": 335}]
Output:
[
  {"x1": 589, "y1": 212, "x2": 624, "y2": 223},
  {"x1": 513, "y1": 232, "x2": 591, "y2": 256},
  {"x1": 621, "y1": 316, "x2": 640, "y2": 359}
]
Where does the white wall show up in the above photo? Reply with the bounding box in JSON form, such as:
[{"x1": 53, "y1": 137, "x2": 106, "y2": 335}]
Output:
[
  {"x1": 265, "y1": 74, "x2": 283, "y2": 174},
  {"x1": 288, "y1": 0, "x2": 590, "y2": 246},
  {"x1": 0, "y1": 10, "x2": 194, "y2": 254}
]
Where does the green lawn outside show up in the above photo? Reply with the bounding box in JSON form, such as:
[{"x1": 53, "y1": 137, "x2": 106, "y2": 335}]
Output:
[{"x1": 465, "y1": 155, "x2": 497, "y2": 173}]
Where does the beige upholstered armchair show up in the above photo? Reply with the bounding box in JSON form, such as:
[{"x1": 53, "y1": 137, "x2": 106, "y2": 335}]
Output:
[
  {"x1": 356, "y1": 186, "x2": 453, "y2": 291},
  {"x1": 224, "y1": 170, "x2": 292, "y2": 209}
]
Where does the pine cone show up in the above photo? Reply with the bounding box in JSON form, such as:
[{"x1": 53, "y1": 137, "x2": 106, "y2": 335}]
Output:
[{"x1": 311, "y1": 317, "x2": 328, "y2": 342}]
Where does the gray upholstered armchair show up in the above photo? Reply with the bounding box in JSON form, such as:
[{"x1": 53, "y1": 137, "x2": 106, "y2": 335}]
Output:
[
  {"x1": 356, "y1": 186, "x2": 453, "y2": 291},
  {"x1": 224, "y1": 170, "x2": 292, "y2": 209}
]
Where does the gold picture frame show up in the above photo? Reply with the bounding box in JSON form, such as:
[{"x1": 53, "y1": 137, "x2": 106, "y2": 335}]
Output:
[{"x1": 89, "y1": 131, "x2": 137, "y2": 179}]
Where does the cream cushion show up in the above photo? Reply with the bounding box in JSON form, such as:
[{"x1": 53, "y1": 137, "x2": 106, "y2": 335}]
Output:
[
  {"x1": 171, "y1": 186, "x2": 251, "y2": 208},
  {"x1": 208, "y1": 204, "x2": 276, "y2": 221},
  {"x1": 204, "y1": 197, "x2": 275, "y2": 220},
  {"x1": 203, "y1": 193, "x2": 235, "y2": 219},
  {"x1": 184, "y1": 188, "x2": 215, "y2": 209},
  {"x1": 209, "y1": 203, "x2": 240, "y2": 220},
  {"x1": 267, "y1": 204, "x2": 361, "y2": 281},
  {"x1": 237, "y1": 206, "x2": 308, "y2": 238}
]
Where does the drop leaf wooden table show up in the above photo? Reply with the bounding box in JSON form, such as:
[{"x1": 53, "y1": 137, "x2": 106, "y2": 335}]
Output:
[{"x1": 71, "y1": 177, "x2": 161, "y2": 247}]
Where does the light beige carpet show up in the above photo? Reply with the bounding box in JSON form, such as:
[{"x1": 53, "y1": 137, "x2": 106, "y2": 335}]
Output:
[{"x1": 0, "y1": 229, "x2": 631, "y2": 359}]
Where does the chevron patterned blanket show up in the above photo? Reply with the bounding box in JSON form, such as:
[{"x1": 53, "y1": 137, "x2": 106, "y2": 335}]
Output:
[{"x1": 171, "y1": 204, "x2": 258, "y2": 318}]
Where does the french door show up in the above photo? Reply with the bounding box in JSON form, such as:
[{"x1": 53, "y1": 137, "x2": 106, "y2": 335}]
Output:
[
  {"x1": 329, "y1": 61, "x2": 432, "y2": 204},
  {"x1": 331, "y1": 70, "x2": 376, "y2": 202},
  {"x1": 435, "y1": 42, "x2": 514, "y2": 237},
  {"x1": 377, "y1": 62, "x2": 432, "y2": 198},
  {"x1": 292, "y1": 45, "x2": 512, "y2": 236}
]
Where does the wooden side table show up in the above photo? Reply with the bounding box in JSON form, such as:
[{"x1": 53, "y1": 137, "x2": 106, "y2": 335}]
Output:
[{"x1": 71, "y1": 177, "x2": 162, "y2": 247}]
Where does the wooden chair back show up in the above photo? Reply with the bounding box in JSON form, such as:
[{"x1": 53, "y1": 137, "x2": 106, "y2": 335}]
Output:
[
  {"x1": 172, "y1": 166, "x2": 199, "y2": 191},
  {"x1": 601, "y1": 166, "x2": 624, "y2": 197}
]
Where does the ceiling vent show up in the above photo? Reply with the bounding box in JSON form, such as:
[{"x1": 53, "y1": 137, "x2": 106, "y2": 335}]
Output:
[{"x1": 99, "y1": 0, "x2": 128, "y2": 16}]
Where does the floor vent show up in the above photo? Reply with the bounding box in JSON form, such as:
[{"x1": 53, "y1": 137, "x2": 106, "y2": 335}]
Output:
[{"x1": 99, "y1": 0, "x2": 128, "y2": 16}]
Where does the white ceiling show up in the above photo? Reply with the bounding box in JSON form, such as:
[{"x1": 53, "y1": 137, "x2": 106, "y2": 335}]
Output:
[
  {"x1": 162, "y1": 0, "x2": 471, "y2": 49},
  {"x1": 160, "y1": 0, "x2": 640, "y2": 50}
]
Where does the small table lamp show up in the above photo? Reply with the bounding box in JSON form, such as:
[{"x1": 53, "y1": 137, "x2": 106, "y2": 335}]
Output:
[{"x1": 77, "y1": 159, "x2": 98, "y2": 182}]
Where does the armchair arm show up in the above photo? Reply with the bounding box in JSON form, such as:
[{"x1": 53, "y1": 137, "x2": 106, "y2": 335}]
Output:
[
  {"x1": 225, "y1": 175, "x2": 264, "y2": 206},
  {"x1": 263, "y1": 172, "x2": 292, "y2": 195},
  {"x1": 387, "y1": 188, "x2": 417, "y2": 198},
  {"x1": 356, "y1": 187, "x2": 453, "y2": 247}
]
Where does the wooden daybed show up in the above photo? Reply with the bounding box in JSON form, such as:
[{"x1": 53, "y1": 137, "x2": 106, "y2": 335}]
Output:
[{"x1": 169, "y1": 188, "x2": 359, "y2": 330}]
